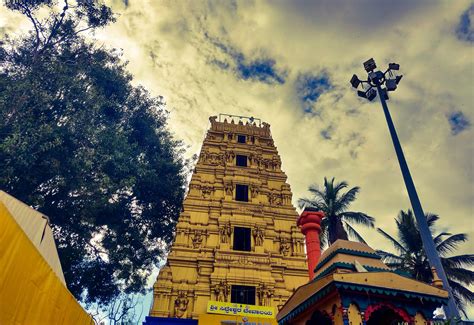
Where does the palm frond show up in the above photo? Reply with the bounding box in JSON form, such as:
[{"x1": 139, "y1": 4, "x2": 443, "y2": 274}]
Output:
[
  {"x1": 343, "y1": 222, "x2": 366, "y2": 244},
  {"x1": 300, "y1": 177, "x2": 372, "y2": 245},
  {"x1": 333, "y1": 180, "x2": 349, "y2": 195},
  {"x1": 425, "y1": 212, "x2": 439, "y2": 229},
  {"x1": 443, "y1": 254, "x2": 474, "y2": 269},
  {"x1": 308, "y1": 184, "x2": 326, "y2": 200},
  {"x1": 377, "y1": 228, "x2": 407, "y2": 253},
  {"x1": 376, "y1": 249, "x2": 403, "y2": 264},
  {"x1": 433, "y1": 232, "x2": 451, "y2": 245},
  {"x1": 396, "y1": 210, "x2": 423, "y2": 253},
  {"x1": 297, "y1": 197, "x2": 323, "y2": 210},
  {"x1": 335, "y1": 187, "x2": 360, "y2": 212},
  {"x1": 436, "y1": 233, "x2": 468, "y2": 256},
  {"x1": 445, "y1": 267, "x2": 474, "y2": 286},
  {"x1": 341, "y1": 211, "x2": 375, "y2": 227},
  {"x1": 448, "y1": 279, "x2": 474, "y2": 317}
]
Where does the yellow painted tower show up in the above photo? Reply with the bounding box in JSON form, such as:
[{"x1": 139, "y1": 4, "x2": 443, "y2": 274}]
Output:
[{"x1": 147, "y1": 114, "x2": 309, "y2": 324}]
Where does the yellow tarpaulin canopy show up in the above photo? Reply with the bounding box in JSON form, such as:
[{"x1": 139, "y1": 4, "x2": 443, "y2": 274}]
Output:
[
  {"x1": 0, "y1": 191, "x2": 66, "y2": 285},
  {"x1": 0, "y1": 199, "x2": 93, "y2": 325}
]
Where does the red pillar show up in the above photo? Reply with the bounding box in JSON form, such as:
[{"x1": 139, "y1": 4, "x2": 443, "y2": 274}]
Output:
[{"x1": 297, "y1": 209, "x2": 324, "y2": 280}]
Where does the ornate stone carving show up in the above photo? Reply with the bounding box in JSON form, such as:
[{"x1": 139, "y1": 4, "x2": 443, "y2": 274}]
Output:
[
  {"x1": 192, "y1": 230, "x2": 203, "y2": 249},
  {"x1": 280, "y1": 238, "x2": 291, "y2": 256},
  {"x1": 257, "y1": 284, "x2": 274, "y2": 306},
  {"x1": 253, "y1": 225, "x2": 265, "y2": 246},
  {"x1": 201, "y1": 150, "x2": 225, "y2": 166},
  {"x1": 268, "y1": 192, "x2": 282, "y2": 206},
  {"x1": 224, "y1": 182, "x2": 233, "y2": 196},
  {"x1": 224, "y1": 150, "x2": 235, "y2": 163},
  {"x1": 272, "y1": 157, "x2": 281, "y2": 170},
  {"x1": 250, "y1": 185, "x2": 259, "y2": 198},
  {"x1": 189, "y1": 183, "x2": 200, "y2": 191},
  {"x1": 200, "y1": 150, "x2": 209, "y2": 164},
  {"x1": 230, "y1": 255, "x2": 254, "y2": 265},
  {"x1": 214, "y1": 280, "x2": 230, "y2": 302},
  {"x1": 219, "y1": 222, "x2": 232, "y2": 244},
  {"x1": 211, "y1": 153, "x2": 225, "y2": 166},
  {"x1": 248, "y1": 153, "x2": 262, "y2": 168},
  {"x1": 174, "y1": 291, "x2": 189, "y2": 318},
  {"x1": 215, "y1": 252, "x2": 270, "y2": 265},
  {"x1": 201, "y1": 186, "x2": 213, "y2": 198}
]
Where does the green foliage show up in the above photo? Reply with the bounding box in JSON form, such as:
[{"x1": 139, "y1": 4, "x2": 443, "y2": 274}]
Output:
[
  {"x1": 1, "y1": 2, "x2": 186, "y2": 305},
  {"x1": 298, "y1": 177, "x2": 375, "y2": 246},
  {"x1": 5, "y1": 0, "x2": 114, "y2": 55},
  {"x1": 377, "y1": 210, "x2": 474, "y2": 317}
]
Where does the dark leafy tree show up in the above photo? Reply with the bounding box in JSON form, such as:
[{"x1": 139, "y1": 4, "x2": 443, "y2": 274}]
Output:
[
  {"x1": 299, "y1": 177, "x2": 375, "y2": 246},
  {"x1": 5, "y1": 0, "x2": 114, "y2": 56},
  {"x1": 1, "y1": 1, "x2": 186, "y2": 305},
  {"x1": 377, "y1": 210, "x2": 474, "y2": 316}
]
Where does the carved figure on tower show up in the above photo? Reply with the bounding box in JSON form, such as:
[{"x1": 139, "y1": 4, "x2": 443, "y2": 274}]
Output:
[
  {"x1": 214, "y1": 280, "x2": 230, "y2": 302},
  {"x1": 219, "y1": 222, "x2": 232, "y2": 244},
  {"x1": 253, "y1": 225, "x2": 265, "y2": 246},
  {"x1": 258, "y1": 284, "x2": 273, "y2": 306},
  {"x1": 250, "y1": 185, "x2": 259, "y2": 198},
  {"x1": 280, "y1": 237, "x2": 291, "y2": 256},
  {"x1": 174, "y1": 291, "x2": 189, "y2": 318},
  {"x1": 192, "y1": 231, "x2": 203, "y2": 249}
]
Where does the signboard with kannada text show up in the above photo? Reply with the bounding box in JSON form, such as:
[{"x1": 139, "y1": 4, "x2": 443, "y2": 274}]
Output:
[{"x1": 206, "y1": 301, "x2": 276, "y2": 319}]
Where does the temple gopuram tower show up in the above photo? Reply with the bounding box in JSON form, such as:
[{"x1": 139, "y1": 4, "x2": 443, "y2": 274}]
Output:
[{"x1": 146, "y1": 114, "x2": 308, "y2": 325}]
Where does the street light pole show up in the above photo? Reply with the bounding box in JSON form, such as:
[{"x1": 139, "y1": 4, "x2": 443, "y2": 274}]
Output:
[{"x1": 350, "y1": 59, "x2": 459, "y2": 319}]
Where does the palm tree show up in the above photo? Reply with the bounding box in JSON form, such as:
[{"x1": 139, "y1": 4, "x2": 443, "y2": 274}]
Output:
[
  {"x1": 377, "y1": 210, "x2": 474, "y2": 316},
  {"x1": 298, "y1": 177, "x2": 375, "y2": 247}
]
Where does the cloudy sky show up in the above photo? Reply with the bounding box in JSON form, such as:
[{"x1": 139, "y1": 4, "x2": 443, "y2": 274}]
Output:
[{"x1": 1, "y1": 0, "x2": 473, "y2": 320}]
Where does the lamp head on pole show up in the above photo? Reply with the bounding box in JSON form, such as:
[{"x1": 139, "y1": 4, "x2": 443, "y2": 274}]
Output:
[
  {"x1": 349, "y1": 59, "x2": 403, "y2": 102},
  {"x1": 363, "y1": 58, "x2": 377, "y2": 72}
]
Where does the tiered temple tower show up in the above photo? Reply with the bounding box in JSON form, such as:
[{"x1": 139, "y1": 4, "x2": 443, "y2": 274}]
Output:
[{"x1": 147, "y1": 115, "x2": 308, "y2": 324}]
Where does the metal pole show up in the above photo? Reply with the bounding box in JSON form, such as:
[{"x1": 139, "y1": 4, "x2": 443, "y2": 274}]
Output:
[{"x1": 375, "y1": 84, "x2": 460, "y2": 319}]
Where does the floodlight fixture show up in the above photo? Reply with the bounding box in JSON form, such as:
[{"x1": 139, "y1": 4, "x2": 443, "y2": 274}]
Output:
[
  {"x1": 366, "y1": 88, "x2": 377, "y2": 101},
  {"x1": 363, "y1": 58, "x2": 377, "y2": 72},
  {"x1": 389, "y1": 62, "x2": 400, "y2": 70},
  {"x1": 350, "y1": 74, "x2": 360, "y2": 88},
  {"x1": 386, "y1": 78, "x2": 397, "y2": 91},
  {"x1": 349, "y1": 58, "x2": 460, "y2": 319}
]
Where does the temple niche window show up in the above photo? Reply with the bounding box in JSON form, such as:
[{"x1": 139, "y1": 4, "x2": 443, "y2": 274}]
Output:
[
  {"x1": 231, "y1": 285, "x2": 255, "y2": 305},
  {"x1": 233, "y1": 227, "x2": 251, "y2": 251},
  {"x1": 235, "y1": 184, "x2": 249, "y2": 202},
  {"x1": 237, "y1": 135, "x2": 246, "y2": 143},
  {"x1": 236, "y1": 155, "x2": 247, "y2": 167}
]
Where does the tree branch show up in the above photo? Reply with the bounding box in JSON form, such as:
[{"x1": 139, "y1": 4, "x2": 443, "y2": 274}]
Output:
[
  {"x1": 20, "y1": 4, "x2": 41, "y2": 52},
  {"x1": 44, "y1": 0, "x2": 69, "y2": 51}
]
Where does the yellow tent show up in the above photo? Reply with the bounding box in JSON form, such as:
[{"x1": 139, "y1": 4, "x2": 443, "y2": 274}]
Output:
[{"x1": 0, "y1": 191, "x2": 93, "y2": 324}]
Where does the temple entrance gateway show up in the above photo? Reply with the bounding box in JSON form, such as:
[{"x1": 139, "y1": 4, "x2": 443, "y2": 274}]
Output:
[{"x1": 144, "y1": 115, "x2": 308, "y2": 325}]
